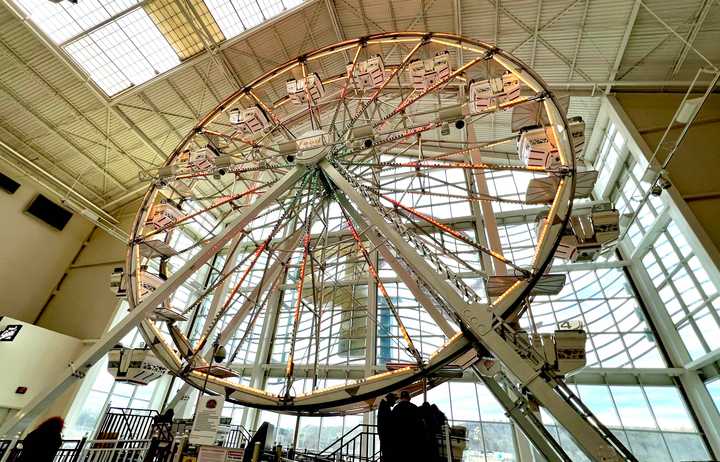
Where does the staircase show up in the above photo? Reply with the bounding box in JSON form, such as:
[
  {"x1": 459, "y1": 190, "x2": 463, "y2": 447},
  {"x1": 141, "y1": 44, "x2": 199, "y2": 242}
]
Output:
[{"x1": 300, "y1": 424, "x2": 380, "y2": 462}]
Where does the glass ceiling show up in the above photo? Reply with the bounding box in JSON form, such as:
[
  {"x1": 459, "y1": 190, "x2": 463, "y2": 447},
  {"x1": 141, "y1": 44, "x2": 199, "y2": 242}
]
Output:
[{"x1": 13, "y1": 0, "x2": 305, "y2": 96}]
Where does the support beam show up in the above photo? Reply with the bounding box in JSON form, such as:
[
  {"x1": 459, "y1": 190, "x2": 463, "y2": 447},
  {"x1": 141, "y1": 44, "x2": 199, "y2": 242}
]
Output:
[
  {"x1": 671, "y1": 0, "x2": 715, "y2": 76},
  {"x1": 321, "y1": 160, "x2": 633, "y2": 461},
  {"x1": 606, "y1": 0, "x2": 641, "y2": 94}
]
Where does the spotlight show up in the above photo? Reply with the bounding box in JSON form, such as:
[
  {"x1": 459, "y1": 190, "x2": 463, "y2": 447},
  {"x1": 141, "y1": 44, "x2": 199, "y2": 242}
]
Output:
[
  {"x1": 650, "y1": 174, "x2": 672, "y2": 196},
  {"x1": 213, "y1": 344, "x2": 227, "y2": 363}
]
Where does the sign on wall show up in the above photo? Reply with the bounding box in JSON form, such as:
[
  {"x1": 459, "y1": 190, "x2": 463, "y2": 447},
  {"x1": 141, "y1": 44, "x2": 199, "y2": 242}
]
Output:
[
  {"x1": 0, "y1": 325, "x2": 22, "y2": 342},
  {"x1": 190, "y1": 395, "x2": 225, "y2": 445}
]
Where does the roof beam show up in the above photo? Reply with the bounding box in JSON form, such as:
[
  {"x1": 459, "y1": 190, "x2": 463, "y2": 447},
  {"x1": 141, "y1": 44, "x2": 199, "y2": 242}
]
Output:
[
  {"x1": 639, "y1": 1, "x2": 717, "y2": 71},
  {"x1": 530, "y1": 0, "x2": 542, "y2": 66},
  {"x1": 0, "y1": 79, "x2": 128, "y2": 193},
  {"x1": 0, "y1": 122, "x2": 105, "y2": 201},
  {"x1": 606, "y1": 0, "x2": 641, "y2": 94},
  {"x1": 486, "y1": 0, "x2": 593, "y2": 82},
  {"x1": 453, "y1": 0, "x2": 464, "y2": 64},
  {"x1": 324, "y1": 0, "x2": 350, "y2": 62},
  {"x1": 567, "y1": 0, "x2": 589, "y2": 83},
  {"x1": 671, "y1": 0, "x2": 715, "y2": 76},
  {"x1": 177, "y1": 0, "x2": 244, "y2": 91},
  {"x1": 510, "y1": 0, "x2": 583, "y2": 54}
]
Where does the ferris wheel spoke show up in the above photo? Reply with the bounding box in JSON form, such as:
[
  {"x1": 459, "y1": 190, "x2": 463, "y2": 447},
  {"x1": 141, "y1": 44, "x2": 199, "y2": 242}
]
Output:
[
  {"x1": 199, "y1": 128, "x2": 279, "y2": 153},
  {"x1": 338, "y1": 39, "x2": 426, "y2": 141},
  {"x1": 189, "y1": 173, "x2": 312, "y2": 357},
  {"x1": 138, "y1": 185, "x2": 268, "y2": 242},
  {"x1": 378, "y1": 192, "x2": 529, "y2": 276},
  {"x1": 333, "y1": 190, "x2": 424, "y2": 365}
]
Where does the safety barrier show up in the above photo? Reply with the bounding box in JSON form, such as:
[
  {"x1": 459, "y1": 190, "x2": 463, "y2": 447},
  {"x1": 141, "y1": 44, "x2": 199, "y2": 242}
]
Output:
[
  {"x1": 0, "y1": 437, "x2": 152, "y2": 462},
  {"x1": 94, "y1": 407, "x2": 159, "y2": 440}
]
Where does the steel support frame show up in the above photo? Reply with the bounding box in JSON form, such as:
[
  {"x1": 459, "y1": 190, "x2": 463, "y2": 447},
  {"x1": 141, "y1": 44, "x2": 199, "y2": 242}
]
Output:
[
  {"x1": 0, "y1": 166, "x2": 306, "y2": 437},
  {"x1": 321, "y1": 160, "x2": 629, "y2": 461},
  {"x1": 336, "y1": 191, "x2": 569, "y2": 461}
]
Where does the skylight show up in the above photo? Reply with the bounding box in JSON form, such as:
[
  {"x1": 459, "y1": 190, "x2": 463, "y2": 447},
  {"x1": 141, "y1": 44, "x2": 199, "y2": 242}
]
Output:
[
  {"x1": 11, "y1": 0, "x2": 306, "y2": 96},
  {"x1": 65, "y1": 9, "x2": 180, "y2": 95},
  {"x1": 15, "y1": 0, "x2": 140, "y2": 43}
]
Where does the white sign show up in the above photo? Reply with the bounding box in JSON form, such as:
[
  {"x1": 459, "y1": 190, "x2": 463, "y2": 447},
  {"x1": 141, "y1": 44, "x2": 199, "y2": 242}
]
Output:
[
  {"x1": 190, "y1": 395, "x2": 225, "y2": 445},
  {"x1": 197, "y1": 447, "x2": 226, "y2": 462},
  {"x1": 226, "y1": 449, "x2": 245, "y2": 461},
  {"x1": 296, "y1": 131, "x2": 325, "y2": 151}
]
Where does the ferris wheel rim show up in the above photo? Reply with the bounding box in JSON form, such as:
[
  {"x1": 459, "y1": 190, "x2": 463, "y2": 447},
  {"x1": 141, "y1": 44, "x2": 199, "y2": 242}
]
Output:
[{"x1": 124, "y1": 31, "x2": 577, "y2": 414}]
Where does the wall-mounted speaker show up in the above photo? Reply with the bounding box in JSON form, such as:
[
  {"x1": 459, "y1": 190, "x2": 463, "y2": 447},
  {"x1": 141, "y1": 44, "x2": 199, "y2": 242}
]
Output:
[
  {"x1": 25, "y1": 194, "x2": 73, "y2": 231},
  {"x1": 0, "y1": 172, "x2": 20, "y2": 194}
]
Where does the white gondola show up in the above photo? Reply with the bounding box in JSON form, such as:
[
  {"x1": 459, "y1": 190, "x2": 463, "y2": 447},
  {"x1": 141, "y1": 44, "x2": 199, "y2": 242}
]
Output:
[
  {"x1": 286, "y1": 73, "x2": 325, "y2": 105},
  {"x1": 229, "y1": 106, "x2": 270, "y2": 135},
  {"x1": 108, "y1": 346, "x2": 167, "y2": 385},
  {"x1": 525, "y1": 170, "x2": 598, "y2": 205},
  {"x1": 538, "y1": 204, "x2": 620, "y2": 262},
  {"x1": 139, "y1": 239, "x2": 177, "y2": 258},
  {"x1": 110, "y1": 267, "x2": 127, "y2": 298},
  {"x1": 347, "y1": 55, "x2": 386, "y2": 89},
  {"x1": 468, "y1": 72, "x2": 521, "y2": 114},
  {"x1": 408, "y1": 51, "x2": 451, "y2": 91},
  {"x1": 145, "y1": 199, "x2": 183, "y2": 231},
  {"x1": 529, "y1": 320, "x2": 587, "y2": 376},
  {"x1": 188, "y1": 147, "x2": 220, "y2": 171},
  {"x1": 138, "y1": 269, "x2": 165, "y2": 299},
  {"x1": 518, "y1": 117, "x2": 585, "y2": 169}
]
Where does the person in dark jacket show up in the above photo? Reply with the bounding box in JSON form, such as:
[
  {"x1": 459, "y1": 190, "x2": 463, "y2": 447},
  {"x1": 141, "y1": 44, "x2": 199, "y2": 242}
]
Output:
[
  {"x1": 390, "y1": 391, "x2": 425, "y2": 461},
  {"x1": 18, "y1": 416, "x2": 63, "y2": 462},
  {"x1": 377, "y1": 393, "x2": 397, "y2": 461},
  {"x1": 144, "y1": 408, "x2": 175, "y2": 462}
]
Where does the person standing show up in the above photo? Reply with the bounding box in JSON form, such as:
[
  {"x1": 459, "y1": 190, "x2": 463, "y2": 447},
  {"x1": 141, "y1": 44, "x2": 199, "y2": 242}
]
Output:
[
  {"x1": 377, "y1": 393, "x2": 397, "y2": 461},
  {"x1": 390, "y1": 391, "x2": 424, "y2": 461},
  {"x1": 17, "y1": 416, "x2": 64, "y2": 462}
]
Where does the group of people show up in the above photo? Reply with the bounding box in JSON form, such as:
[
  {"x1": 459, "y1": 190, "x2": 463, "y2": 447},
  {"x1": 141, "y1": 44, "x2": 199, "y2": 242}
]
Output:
[{"x1": 377, "y1": 390, "x2": 448, "y2": 462}]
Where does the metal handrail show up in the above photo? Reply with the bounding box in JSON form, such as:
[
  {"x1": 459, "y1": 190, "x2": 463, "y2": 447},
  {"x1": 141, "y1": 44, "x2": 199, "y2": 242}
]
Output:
[{"x1": 317, "y1": 424, "x2": 377, "y2": 455}]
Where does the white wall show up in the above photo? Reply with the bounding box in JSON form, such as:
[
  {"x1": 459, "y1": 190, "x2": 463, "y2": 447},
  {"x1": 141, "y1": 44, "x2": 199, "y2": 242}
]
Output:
[
  {"x1": 36, "y1": 201, "x2": 139, "y2": 339},
  {"x1": 0, "y1": 164, "x2": 92, "y2": 323},
  {"x1": 0, "y1": 317, "x2": 84, "y2": 410}
]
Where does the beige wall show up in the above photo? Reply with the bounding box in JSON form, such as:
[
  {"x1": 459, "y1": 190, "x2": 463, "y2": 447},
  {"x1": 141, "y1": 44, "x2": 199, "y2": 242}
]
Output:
[
  {"x1": 36, "y1": 200, "x2": 140, "y2": 340},
  {"x1": 0, "y1": 164, "x2": 93, "y2": 324},
  {"x1": 616, "y1": 93, "x2": 720, "y2": 253}
]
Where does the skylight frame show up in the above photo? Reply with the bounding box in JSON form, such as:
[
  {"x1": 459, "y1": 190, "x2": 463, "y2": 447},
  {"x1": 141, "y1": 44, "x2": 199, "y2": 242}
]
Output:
[
  {"x1": 9, "y1": 0, "x2": 309, "y2": 97},
  {"x1": 202, "y1": 0, "x2": 297, "y2": 41},
  {"x1": 62, "y1": 5, "x2": 181, "y2": 96}
]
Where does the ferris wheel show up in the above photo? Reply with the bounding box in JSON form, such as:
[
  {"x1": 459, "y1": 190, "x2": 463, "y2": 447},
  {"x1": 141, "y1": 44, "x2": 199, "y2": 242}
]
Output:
[{"x1": 113, "y1": 32, "x2": 628, "y2": 461}]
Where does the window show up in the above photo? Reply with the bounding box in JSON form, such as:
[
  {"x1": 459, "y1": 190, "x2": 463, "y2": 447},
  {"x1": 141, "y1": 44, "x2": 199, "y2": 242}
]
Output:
[
  {"x1": 64, "y1": 302, "x2": 168, "y2": 438},
  {"x1": 11, "y1": 0, "x2": 306, "y2": 96},
  {"x1": 642, "y1": 224, "x2": 720, "y2": 359}
]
